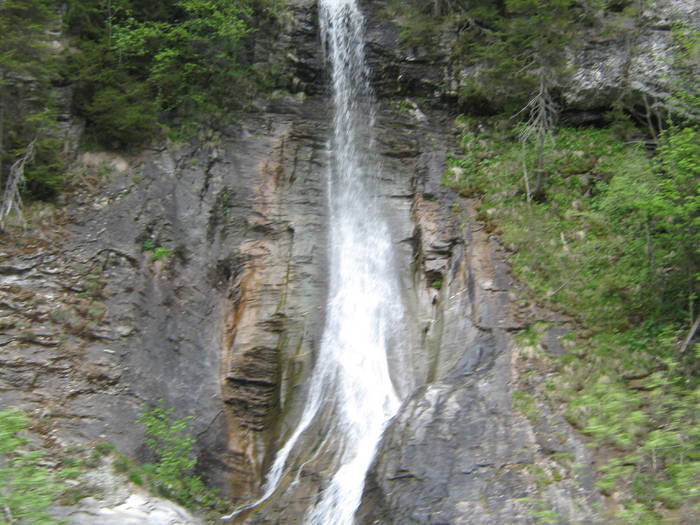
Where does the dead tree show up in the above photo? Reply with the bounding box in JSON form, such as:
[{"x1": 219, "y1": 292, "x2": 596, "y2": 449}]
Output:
[
  {"x1": 0, "y1": 138, "x2": 36, "y2": 231},
  {"x1": 518, "y1": 67, "x2": 559, "y2": 202}
]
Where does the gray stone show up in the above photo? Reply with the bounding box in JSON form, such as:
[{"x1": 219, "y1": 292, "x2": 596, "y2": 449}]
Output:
[
  {"x1": 52, "y1": 461, "x2": 203, "y2": 525},
  {"x1": 9, "y1": 0, "x2": 687, "y2": 522}
]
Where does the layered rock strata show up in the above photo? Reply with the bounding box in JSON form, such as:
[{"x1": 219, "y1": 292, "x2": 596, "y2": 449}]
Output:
[{"x1": 6, "y1": 0, "x2": 696, "y2": 522}]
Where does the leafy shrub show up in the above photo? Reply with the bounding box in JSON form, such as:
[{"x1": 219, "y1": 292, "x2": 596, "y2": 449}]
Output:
[
  {"x1": 444, "y1": 119, "x2": 697, "y2": 327},
  {"x1": 93, "y1": 441, "x2": 116, "y2": 457},
  {"x1": 112, "y1": 452, "x2": 132, "y2": 473},
  {"x1": 136, "y1": 403, "x2": 219, "y2": 508},
  {"x1": 0, "y1": 409, "x2": 61, "y2": 525},
  {"x1": 142, "y1": 240, "x2": 172, "y2": 261},
  {"x1": 152, "y1": 247, "x2": 172, "y2": 261},
  {"x1": 445, "y1": 116, "x2": 700, "y2": 521}
]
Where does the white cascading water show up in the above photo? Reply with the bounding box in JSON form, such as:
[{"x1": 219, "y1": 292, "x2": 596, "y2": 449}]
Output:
[
  {"x1": 307, "y1": 0, "x2": 405, "y2": 521},
  {"x1": 222, "y1": 1, "x2": 404, "y2": 523}
]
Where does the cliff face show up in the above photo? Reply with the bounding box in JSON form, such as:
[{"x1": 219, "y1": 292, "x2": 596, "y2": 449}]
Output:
[
  {"x1": 0, "y1": 0, "x2": 696, "y2": 523},
  {"x1": 359, "y1": 0, "x2": 699, "y2": 120}
]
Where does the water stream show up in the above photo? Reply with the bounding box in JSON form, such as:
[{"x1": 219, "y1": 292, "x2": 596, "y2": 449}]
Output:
[
  {"x1": 306, "y1": 0, "x2": 405, "y2": 521},
  {"x1": 223, "y1": 1, "x2": 404, "y2": 522}
]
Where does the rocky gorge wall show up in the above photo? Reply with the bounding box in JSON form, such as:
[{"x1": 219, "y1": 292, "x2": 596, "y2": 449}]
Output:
[{"x1": 1, "y1": 0, "x2": 697, "y2": 523}]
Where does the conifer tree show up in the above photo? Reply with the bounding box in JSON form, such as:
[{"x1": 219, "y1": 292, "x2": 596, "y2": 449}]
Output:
[{"x1": 0, "y1": 0, "x2": 60, "y2": 219}]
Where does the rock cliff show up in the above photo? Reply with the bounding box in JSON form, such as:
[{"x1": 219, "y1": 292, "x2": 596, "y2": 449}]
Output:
[{"x1": 1, "y1": 0, "x2": 696, "y2": 523}]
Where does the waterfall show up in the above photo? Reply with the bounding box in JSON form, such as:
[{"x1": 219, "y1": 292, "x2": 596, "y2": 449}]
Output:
[
  {"x1": 307, "y1": 0, "x2": 405, "y2": 521},
  {"x1": 223, "y1": 1, "x2": 404, "y2": 522}
]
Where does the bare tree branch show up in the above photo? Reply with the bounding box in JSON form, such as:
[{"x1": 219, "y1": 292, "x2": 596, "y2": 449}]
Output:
[
  {"x1": 679, "y1": 314, "x2": 700, "y2": 354},
  {"x1": 1, "y1": 138, "x2": 36, "y2": 231},
  {"x1": 518, "y1": 68, "x2": 559, "y2": 201}
]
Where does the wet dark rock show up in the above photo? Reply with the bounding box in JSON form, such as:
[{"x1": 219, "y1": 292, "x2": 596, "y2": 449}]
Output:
[{"x1": 0, "y1": 94, "x2": 332, "y2": 508}]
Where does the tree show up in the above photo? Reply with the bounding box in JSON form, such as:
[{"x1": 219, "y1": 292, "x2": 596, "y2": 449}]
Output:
[
  {"x1": 518, "y1": 67, "x2": 559, "y2": 201},
  {"x1": 112, "y1": 0, "x2": 253, "y2": 115},
  {"x1": 64, "y1": 0, "x2": 269, "y2": 147},
  {"x1": 669, "y1": 23, "x2": 700, "y2": 122},
  {"x1": 0, "y1": 0, "x2": 61, "y2": 211},
  {"x1": 656, "y1": 125, "x2": 700, "y2": 321},
  {"x1": 0, "y1": 139, "x2": 36, "y2": 230},
  {"x1": 473, "y1": 0, "x2": 575, "y2": 199}
]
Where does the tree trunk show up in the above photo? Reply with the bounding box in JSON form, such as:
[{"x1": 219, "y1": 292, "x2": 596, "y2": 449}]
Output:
[
  {"x1": 0, "y1": 87, "x2": 5, "y2": 185},
  {"x1": 519, "y1": 70, "x2": 558, "y2": 203},
  {"x1": 1, "y1": 138, "x2": 36, "y2": 230},
  {"x1": 680, "y1": 314, "x2": 700, "y2": 354},
  {"x1": 533, "y1": 127, "x2": 547, "y2": 201}
]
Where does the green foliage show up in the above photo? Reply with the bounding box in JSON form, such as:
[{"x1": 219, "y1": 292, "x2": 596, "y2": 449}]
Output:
[
  {"x1": 0, "y1": 409, "x2": 61, "y2": 524},
  {"x1": 142, "y1": 240, "x2": 172, "y2": 261},
  {"x1": 446, "y1": 115, "x2": 700, "y2": 521},
  {"x1": 3, "y1": 0, "x2": 286, "y2": 204},
  {"x1": 670, "y1": 23, "x2": 700, "y2": 120},
  {"x1": 567, "y1": 374, "x2": 648, "y2": 449},
  {"x1": 136, "y1": 403, "x2": 218, "y2": 508},
  {"x1": 599, "y1": 124, "x2": 699, "y2": 318},
  {"x1": 82, "y1": 83, "x2": 159, "y2": 148},
  {"x1": 151, "y1": 247, "x2": 172, "y2": 261},
  {"x1": 513, "y1": 391, "x2": 539, "y2": 423},
  {"x1": 470, "y1": 0, "x2": 576, "y2": 109},
  {"x1": 112, "y1": 452, "x2": 133, "y2": 473},
  {"x1": 126, "y1": 469, "x2": 144, "y2": 486},
  {"x1": 112, "y1": 0, "x2": 253, "y2": 111},
  {"x1": 446, "y1": 118, "x2": 697, "y2": 326},
  {"x1": 64, "y1": 0, "x2": 280, "y2": 148},
  {"x1": 93, "y1": 441, "x2": 117, "y2": 457},
  {"x1": 517, "y1": 497, "x2": 562, "y2": 524},
  {"x1": 392, "y1": 0, "x2": 695, "y2": 124},
  {"x1": 559, "y1": 334, "x2": 700, "y2": 521},
  {"x1": 390, "y1": 0, "x2": 580, "y2": 112},
  {"x1": 0, "y1": 0, "x2": 63, "y2": 201}
]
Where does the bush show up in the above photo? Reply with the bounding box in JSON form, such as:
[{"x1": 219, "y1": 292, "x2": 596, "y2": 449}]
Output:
[
  {"x1": 93, "y1": 441, "x2": 117, "y2": 457},
  {"x1": 0, "y1": 409, "x2": 61, "y2": 525},
  {"x1": 136, "y1": 403, "x2": 218, "y2": 508},
  {"x1": 445, "y1": 116, "x2": 700, "y2": 521}
]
